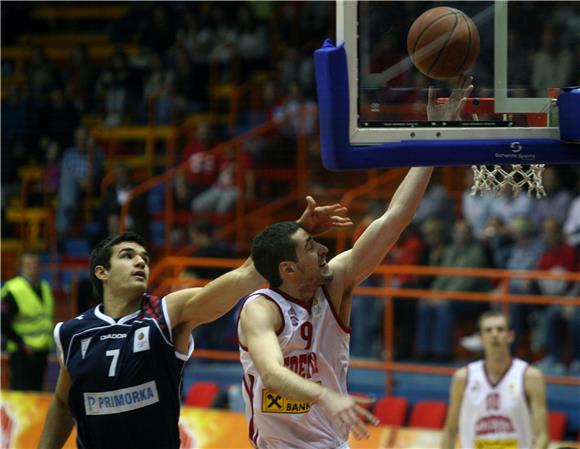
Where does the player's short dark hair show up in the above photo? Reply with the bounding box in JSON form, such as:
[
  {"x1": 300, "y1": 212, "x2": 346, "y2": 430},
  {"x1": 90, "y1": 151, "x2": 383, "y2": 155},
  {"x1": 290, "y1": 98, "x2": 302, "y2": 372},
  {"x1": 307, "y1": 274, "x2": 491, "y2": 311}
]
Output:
[
  {"x1": 477, "y1": 310, "x2": 510, "y2": 333},
  {"x1": 89, "y1": 232, "x2": 147, "y2": 300},
  {"x1": 251, "y1": 221, "x2": 301, "y2": 288}
]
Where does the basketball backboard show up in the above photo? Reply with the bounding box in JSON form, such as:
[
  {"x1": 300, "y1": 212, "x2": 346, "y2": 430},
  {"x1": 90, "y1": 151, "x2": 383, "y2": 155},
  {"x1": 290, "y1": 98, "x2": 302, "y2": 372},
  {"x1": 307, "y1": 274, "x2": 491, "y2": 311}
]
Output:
[{"x1": 314, "y1": 0, "x2": 580, "y2": 169}]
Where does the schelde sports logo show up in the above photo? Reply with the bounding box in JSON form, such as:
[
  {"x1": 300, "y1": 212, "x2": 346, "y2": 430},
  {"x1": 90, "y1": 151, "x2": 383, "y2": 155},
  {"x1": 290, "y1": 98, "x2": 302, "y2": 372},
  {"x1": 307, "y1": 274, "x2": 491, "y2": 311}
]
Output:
[
  {"x1": 494, "y1": 142, "x2": 536, "y2": 161},
  {"x1": 83, "y1": 381, "x2": 159, "y2": 415}
]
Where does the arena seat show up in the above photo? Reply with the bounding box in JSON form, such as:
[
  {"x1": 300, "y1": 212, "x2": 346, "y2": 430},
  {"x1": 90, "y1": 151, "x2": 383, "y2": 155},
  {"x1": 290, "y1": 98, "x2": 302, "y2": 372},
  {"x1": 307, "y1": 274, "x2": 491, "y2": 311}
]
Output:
[
  {"x1": 548, "y1": 411, "x2": 567, "y2": 441},
  {"x1": 183, "y1": 382, "x2": 220, "y2": 408},
  {"x1": 373, "y1": 396, "x2": 408, "y2": 427},
  {"x1": 408, "y1": 400, "x2": 448, "y2": 429}
]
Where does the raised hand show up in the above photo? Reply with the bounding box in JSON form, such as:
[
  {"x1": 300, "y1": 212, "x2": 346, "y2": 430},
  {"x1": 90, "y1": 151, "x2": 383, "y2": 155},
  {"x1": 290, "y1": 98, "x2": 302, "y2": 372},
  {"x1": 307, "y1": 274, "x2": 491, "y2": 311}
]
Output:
[
  {"x1": 427, "y1": 75, "x2": 474, "y2": 121},
  {"x1": 297, "y1": 196, "x2": 353, "y2": 236},
  {"x1": 318, "y1": 389, "x2": 380, "y2": 440}
]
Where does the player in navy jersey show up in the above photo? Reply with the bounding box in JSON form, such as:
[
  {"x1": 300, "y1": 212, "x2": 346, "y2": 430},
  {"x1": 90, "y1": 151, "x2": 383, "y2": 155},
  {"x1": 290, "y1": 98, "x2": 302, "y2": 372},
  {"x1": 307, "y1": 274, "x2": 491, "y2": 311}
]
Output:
[{"x1": 38, "y1": 196, "x2": 352, "y2": 449}]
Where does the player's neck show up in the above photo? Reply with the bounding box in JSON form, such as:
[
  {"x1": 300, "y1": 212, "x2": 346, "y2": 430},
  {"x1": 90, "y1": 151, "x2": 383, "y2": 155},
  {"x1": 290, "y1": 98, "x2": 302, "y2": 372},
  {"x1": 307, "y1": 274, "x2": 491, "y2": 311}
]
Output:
[
  {"x1": 484, "y1": 352, "x2": 512, "y2": 378},
  {"x1": 102, "y1": 293, "x2": 142, "y2": 319},
  {"x1": 278, "y1": 283, "x2": 317, "y2": 305}
]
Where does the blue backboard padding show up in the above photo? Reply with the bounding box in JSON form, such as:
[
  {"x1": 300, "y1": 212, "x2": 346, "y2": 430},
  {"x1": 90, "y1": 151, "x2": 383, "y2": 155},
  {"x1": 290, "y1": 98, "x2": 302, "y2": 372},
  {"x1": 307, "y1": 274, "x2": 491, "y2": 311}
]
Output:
[{"x1": 314, "y1": 39, "x2": 580, "y2": 169}]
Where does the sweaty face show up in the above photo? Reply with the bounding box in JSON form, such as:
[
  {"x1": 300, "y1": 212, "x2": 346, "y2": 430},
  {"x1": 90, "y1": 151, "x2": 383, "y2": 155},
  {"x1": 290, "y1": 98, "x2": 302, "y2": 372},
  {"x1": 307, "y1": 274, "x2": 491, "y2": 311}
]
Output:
[
  {"x1": 479, "y1": 316, "x2": 513, "y2": 352},
  {"x1": 292, "y1": 229, "x2": 333, "y2": 286},
  {"x1": 104, "y1": 242, "x2": 150, "y2": 296}
]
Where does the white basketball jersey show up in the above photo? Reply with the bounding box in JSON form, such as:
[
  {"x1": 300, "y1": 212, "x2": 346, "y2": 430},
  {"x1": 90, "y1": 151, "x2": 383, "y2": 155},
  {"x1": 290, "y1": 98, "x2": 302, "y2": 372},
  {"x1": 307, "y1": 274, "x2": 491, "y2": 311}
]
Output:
[
  {"x1": 459, "y1": 359, "x2": 533, "y2": 449},
  {"x1": 238, "y1": 287, "x2": 351, "y2": 449}
]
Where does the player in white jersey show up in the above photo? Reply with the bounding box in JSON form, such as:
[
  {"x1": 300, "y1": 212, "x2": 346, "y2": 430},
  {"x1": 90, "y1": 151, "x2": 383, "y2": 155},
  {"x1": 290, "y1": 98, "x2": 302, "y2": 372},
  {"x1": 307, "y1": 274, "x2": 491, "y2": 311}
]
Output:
[
  {"x1": 238, "y1": 75, "x2": 474, "y2": 449},
  {"x1": 441, "y1": 311, "x2": 549, "y2": 449}
]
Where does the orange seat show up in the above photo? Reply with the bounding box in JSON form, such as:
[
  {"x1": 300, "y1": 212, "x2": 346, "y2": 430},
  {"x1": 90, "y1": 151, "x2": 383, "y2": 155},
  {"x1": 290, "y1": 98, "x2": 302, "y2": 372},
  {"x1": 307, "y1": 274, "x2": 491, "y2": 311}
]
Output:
[
  {"x1": 548, "y1": 411, "x2": 567, "y2": 441},
  {"x1": 183, "y1": 382, "x2": 220, "y2": 408},
  {"x1": 373, "y1": 396, "x2": 409, "y2": 427},
  {"x1": 408, "y1": 400, "x2": 448, "y2": 429}
]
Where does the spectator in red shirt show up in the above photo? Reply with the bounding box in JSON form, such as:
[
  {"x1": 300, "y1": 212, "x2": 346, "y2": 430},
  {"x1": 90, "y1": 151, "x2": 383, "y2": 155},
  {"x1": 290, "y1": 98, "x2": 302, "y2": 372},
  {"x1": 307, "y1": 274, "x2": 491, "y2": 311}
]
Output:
[
  {"x1": 191, "y1": 146, "x2": 253, "y2": 215},
  {"x1": 535, "y1": 218, "x2": 579, "y2": 374},
  {"x1": 175, "y1": 121, "x2": 220, "y2": 209}
]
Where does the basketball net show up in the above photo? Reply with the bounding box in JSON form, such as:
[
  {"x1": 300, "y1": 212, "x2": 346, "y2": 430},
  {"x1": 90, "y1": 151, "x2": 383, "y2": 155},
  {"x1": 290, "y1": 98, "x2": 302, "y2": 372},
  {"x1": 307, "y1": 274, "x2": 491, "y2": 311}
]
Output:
[{"x1": 470, "y1": 164, "x2": 546, "y2": 198}]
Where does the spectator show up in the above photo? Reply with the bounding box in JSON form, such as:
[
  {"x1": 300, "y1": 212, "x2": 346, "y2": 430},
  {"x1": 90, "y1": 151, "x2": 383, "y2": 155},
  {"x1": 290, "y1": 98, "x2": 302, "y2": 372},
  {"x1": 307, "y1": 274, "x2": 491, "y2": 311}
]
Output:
[
  {"x1": 461, "y1": 168, "x2": 494, "y2": 238},
  {"x1": 26, "y1": 47, "x2": 61, "y2": 103},
  {"x1": 412, "y1": 171, "x2": 456, "y2": 228},
  {"x1": 273, "y1": 81, "x2": 318, "y2": 140},
  {"x1": 563, "y1": 170, "x2": 580, "y2": 246},
  {"x1": 138, "y1": 4, "x2": 176, "y2": 54},
  {"x1": 1, "y1": 85, "x2": 30, "y2": 148},
  {"x1": 488, "y1": 191, "x2": 533, "y2": 226},
  {"x1": 530, "y1": 167, "x2": 573, "y2": 228},
  {"x1": 1, "y1": 251, "x2": 54, "y2": 391},
  {"x1": 415, "y1": 220, "x2": 491, "y2": 362},
  {"x1": 97, "y1": 49, "x2": 138, "y2": 126},
  {"x1": 479, "y1": 216, "x2": 515, "y2": 269},
  {"x1": 171, "y1": 47, "x2": 206, "y2": 118},
  {"x1": 99, "y1": 162, "x2": 149, "y2": 243},
  {"x1": 183, "y1": 219, "x2": 239, "y2": 351},
  {"x1": 534, "y1": 219, "x2": 579, "y2": 374},
  {"x1": 175, "y1": 121, "x2": 218, "y2": 209},
  {"x1": 531, "y1": 23, "x2": 573, "y2": 97},
  {"x1": 38, "y1": 87, "x2": 80, "y2": 150},
  {"x1": 55, "y1": 125, "x2": 104, "y2": 242},
  {"x1": 142, "y1": 53, "x2": 174, "y2": 125},
  {"x1": 191, "y1": 146, "x2": 253, "y2": 215},
  {"x1": 235, "y1": 4, "x2": 269, "y2": 78},
  {"x1": 384, "y1": 225, "x2": 425, "y2": 360},
  {"x1": 564, "y1": 195, "x2": 580, "y2": 246},
  {"x1": 349, "y1": 202, "x2": 385, "y2": 359},
  {"x1": 66, "y1": 45, "x2": 98, "y2": 113},
  {"x1": 418, "y1": 218, "x2": 448, "y2": 283},
  {"x1": 504, "y1": 217, "x2": 545, "y2": 348}
]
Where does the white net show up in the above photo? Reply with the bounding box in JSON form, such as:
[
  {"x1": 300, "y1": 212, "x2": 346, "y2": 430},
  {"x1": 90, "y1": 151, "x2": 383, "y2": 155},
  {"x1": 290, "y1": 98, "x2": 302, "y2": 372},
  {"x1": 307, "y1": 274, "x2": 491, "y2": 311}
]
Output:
[{"x1": 470, "y1": 164, "x2": 546, "y2": 198}]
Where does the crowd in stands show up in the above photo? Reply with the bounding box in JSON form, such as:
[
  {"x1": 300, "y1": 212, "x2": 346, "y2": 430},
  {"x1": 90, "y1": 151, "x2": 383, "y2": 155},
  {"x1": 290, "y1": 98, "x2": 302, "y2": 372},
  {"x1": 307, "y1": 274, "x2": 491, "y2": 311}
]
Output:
[
  {"x1": 350, "y1": 166, "x2": 580, "y2": 375},
  {"x1": 1, "y1": 2, "x2": 331, "y2": 245},
  {"x1": 1, "y1": 2, "x2": 579, "y2": 370}
]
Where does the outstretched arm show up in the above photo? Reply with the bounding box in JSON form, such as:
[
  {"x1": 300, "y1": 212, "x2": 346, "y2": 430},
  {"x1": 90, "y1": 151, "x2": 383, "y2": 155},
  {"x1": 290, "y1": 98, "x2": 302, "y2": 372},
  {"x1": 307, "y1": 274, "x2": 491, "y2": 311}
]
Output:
[
  {"x1": 239, "y1": 297, "x2": 378, "y2": 440},
  {"x1": 330, "y1": 76, "x2": 473, "y2": 289},
  {"x1": 331, "y1": 166, "x2": 433, "y2": 289},
  {"x1": 166, "y1": 196, "x2": 352, "y2": 328}
]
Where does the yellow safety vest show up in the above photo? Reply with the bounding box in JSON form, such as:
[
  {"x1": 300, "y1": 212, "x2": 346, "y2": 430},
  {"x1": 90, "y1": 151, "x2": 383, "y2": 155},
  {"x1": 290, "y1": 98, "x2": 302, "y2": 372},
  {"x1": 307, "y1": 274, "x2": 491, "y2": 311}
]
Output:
[{"x1": 1, "y1": 276, "x2": 54, "y2": 352}]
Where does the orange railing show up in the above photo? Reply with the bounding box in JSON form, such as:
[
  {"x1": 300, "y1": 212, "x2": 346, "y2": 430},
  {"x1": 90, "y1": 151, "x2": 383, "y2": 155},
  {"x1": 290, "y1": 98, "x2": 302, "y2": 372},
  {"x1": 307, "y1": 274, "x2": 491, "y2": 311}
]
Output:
[
  {"x1": 117, "y1": 104, "x2": 317, "y2": 253},
  {"x1": 147, "y1": 256, "x2": 580, "y2": 394}
]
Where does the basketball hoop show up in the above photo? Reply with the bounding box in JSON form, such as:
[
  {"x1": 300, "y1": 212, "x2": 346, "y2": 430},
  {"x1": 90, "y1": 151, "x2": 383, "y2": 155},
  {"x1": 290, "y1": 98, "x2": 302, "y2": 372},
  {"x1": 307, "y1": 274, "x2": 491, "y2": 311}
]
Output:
[{"x1": 470, "y1": 164, "x2": 546, "y2": 198}]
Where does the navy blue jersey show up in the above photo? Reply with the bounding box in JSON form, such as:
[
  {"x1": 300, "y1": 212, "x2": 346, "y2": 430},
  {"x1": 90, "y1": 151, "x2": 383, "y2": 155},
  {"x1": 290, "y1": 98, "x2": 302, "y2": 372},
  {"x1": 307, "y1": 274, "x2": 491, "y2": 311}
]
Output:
[{"x1": 55, "y1": 294, "x2": 193, "y2": 449}]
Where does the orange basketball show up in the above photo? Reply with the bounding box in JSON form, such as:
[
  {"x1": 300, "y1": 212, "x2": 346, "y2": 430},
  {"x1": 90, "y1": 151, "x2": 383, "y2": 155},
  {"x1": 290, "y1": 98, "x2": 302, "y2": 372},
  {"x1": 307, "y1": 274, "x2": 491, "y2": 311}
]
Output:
[{"x1": 407, "y1": 7, "x2": 480, "y2": 80}]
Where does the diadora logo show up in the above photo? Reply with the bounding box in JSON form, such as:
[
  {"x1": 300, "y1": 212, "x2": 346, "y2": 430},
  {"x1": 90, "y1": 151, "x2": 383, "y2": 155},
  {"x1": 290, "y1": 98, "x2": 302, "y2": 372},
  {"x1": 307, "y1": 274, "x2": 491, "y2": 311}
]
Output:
[
  {"x1": 100, "y1": 333, "x2": 128, "y2": 340},
  {"x1": 510, "y1": 142, "x2": 522, "y2": 153}
]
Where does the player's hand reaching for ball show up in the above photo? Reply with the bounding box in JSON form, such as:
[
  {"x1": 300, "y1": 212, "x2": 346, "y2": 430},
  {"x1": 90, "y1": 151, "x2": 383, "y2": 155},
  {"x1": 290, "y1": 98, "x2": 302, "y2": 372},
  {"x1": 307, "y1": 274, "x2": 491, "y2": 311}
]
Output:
[
  {"x1": 427, "y1": 75, "x2": 474, "y2": 122},
  {"x1": 297, "y1": 196, "x2": 353, "y2": 236},
  {"x1": 318, "y1": 389, "x2": 380, "y2": 440}
]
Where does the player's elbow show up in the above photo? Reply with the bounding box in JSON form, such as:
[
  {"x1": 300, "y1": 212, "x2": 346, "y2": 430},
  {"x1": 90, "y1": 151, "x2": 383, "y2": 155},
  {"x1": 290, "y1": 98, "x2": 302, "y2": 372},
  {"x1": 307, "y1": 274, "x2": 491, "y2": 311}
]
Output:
[{"x1": 260, "y1": 366, "x2": 284, "y2": 392}]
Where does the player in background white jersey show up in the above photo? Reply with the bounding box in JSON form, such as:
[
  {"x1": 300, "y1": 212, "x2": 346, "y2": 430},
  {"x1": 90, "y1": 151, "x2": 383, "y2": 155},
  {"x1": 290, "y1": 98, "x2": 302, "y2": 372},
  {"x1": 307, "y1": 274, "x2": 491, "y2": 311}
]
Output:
[{"x1": 440, "y1": 310, "x2": 549, "y2": 449}]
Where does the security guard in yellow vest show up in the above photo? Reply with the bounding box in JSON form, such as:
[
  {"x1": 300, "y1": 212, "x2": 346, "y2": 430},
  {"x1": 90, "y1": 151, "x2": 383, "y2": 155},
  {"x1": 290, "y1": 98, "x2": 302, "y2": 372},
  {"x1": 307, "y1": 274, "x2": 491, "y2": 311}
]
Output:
[{"x1": 1, "y1": 252, "x2": 54, "y2": 390}]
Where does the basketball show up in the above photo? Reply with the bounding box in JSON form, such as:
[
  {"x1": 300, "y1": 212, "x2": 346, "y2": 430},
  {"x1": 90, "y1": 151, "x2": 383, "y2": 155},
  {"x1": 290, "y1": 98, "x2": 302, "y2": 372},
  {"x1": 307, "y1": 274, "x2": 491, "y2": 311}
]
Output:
[{"x1": 407, "y1": 7, "x2": 480, "y2": 80}]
